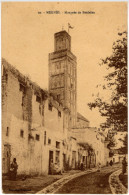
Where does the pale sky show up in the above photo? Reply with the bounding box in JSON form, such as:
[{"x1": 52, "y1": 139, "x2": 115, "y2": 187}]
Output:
[{"x1": 2, "y1": 2, "x2": 127, "y2": 127}]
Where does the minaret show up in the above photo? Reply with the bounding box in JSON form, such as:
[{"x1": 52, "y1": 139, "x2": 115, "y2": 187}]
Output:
[{"x1": 48, "y1": 30, "x2": 77, "y2": 127}]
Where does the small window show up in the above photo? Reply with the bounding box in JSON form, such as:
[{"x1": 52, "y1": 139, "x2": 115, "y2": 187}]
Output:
[
  {"x1": 36, "y1": 95, "x2": 41, "y2": 103},
  {"x1": 58, "y1": 81, "x2": 61, "y2": 86},
  {"x1": 58, "y1": 111, "x2": 61, "y2": 117},
  {"x1": 6, "y1": 127, "x2": 9, "y2": 136},
  {"x1": 54, "y1": 82, "x2": 57, "y2": 88},
  {"x1": 56, "y1": 141, "x2": 60, "y2": 149},
  {"x1": 58, "y1": 63, "x2": 61, "y2": 69},
  {"x1": 44, "y1": 131, "x2": 46, "y2": 145},
  {"x1": 36, "y1": 134, "x2": 40, "y2": 141},
  {"x1": 57, "y1": 94, "x2": 60, "y2": 100},
  {"x1": 48, "y1": 138, "x2": 51, "y2": 145},
  {"x1": 20, "y1": 130, "x2": 24, "y2": 138},
  {"x1": 48, "y1": 103, "x2": 52, "y2": 111},
  {"x1": 56, "y1": 63, "x2": 61, "y2": 69}
]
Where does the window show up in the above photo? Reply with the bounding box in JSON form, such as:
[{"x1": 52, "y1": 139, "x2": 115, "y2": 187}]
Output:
[
  {"x1": 71, "y1": 83, "x2": 73, "y2": 88},
  {"x1": 54, "y1": 82, "x2": 57, "y2": 88},
  {"x1": 48, "y1": 103, "x2": 52, "y2": 111},
  {"x1": 58, "y1": 81, "x2": 61, "y2": 86},
  {"x1": 56, "y1": 141, "x2": 60, "y2": 149},
  {"x1": 36, "y1": 134, "x2": 40, "y2": 141},
  {"x1": 44, "y1": 131, "x2": 46, "y2": 145},
  {"x1": 48, "y1": 138, "x2": 51, "y2": 145},
  {"x1": 58, "y1": 111, "x2": 61, "y2": 117},
  {"x1": 55, "y1": 151, "x2": 60, "y2": 163},
  {"x1": 28, "y1": 133, "x2": 34, "y2": 140},
  {"x1": 6, "y1": 127, "x2": 9, "y2": 136},
  {"x1": 36, "y1": 95, "x2": 41, "y2": 103},
  {"x1": 56, "y1": 62, "x2": 61, "y2": 69},
  {"x1": 20, "y1": 130, "x2": 24, "y2": 138},
  {"x1": 57, "y1": 94, "x2": 60, "y2": 100}
]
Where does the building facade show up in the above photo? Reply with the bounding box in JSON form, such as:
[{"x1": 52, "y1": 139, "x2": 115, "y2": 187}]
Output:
[{"x1": 2, "y1": 58, "x2": 87, "y2": 175}]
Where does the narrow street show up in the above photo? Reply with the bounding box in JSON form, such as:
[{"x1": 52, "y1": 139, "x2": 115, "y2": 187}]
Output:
[{"x1": 55, "y1": 163, "x2": 121, "y2": 194}]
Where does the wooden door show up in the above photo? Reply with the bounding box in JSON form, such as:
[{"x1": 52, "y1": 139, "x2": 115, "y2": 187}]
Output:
[
  {"x1": 49, "y1": 151, "x2": 53, "y2": 174},
  {"x1": 3, "y1": 144, "x2": 11, "y2": 174}
]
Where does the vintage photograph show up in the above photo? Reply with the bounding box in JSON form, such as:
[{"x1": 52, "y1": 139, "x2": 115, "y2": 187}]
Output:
[{"x1": 2, "y1": 1, "x2": 127, "y2": 194}]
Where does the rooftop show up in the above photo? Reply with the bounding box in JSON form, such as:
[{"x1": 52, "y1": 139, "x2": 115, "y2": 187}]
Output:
[{"x1": 77, "y1": 112, "x2": 89, "y2": 122}]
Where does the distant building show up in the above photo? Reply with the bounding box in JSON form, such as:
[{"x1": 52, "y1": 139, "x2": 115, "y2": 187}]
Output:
[
  {"x1": 76, "y1": 112, "x2": 90, "y2": 128},
  {"x1": 71, "y1": 127, "x2": 109, "y2": 166}
]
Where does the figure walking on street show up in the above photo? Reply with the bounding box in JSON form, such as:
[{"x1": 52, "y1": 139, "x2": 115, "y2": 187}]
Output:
[
  {"x1": 9, "y1": 158, "x2": 18, "y2": 180},
  {"x1": 81, "y1": 162, "x2": 84, "y2": 171},
  {"x1": 122, "y1": 157, "x2": 127, "y2": 174},
  {"x1": 97, "y1": 162, "x2": 101, "y2": 172},
  {"x1": 50, "y1": 159, "x2": 54, "y2": 175},
  {"x1": 110, "y1": 160, "x2": 113, "y2": 166}
]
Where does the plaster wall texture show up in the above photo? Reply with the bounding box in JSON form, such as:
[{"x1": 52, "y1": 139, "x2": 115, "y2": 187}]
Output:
[
  {"x1": 2, "y1": 61, "x2": 69, "y2": 175},
  {"x1": 71, "y1": 128, "x2": 109, "y2": 166}
]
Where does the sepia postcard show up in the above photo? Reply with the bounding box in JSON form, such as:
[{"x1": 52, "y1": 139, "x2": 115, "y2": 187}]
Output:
[{"x1": 1, "y1": 1, "x2": 128, "y2": 194}]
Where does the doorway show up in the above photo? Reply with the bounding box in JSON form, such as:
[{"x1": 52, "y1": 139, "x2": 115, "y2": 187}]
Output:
[
  {"x1": 49, "y1": 150, "x2": 53, "y2": 174},
  {"x1": 86, "y1": 156, "x2": 87, "y2": 168},
  {"x1": 63, "y1": 153, "x2": 66, "y2": 171},
  {"x1": 72, "y1": 151, "x2": 76, "y2": 169},
  {"x1": 3, "y1": 144, "x2": 11, "y2": 174}
]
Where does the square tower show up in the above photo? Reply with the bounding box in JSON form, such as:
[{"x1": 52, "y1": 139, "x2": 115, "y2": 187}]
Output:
[{"x1": 49, "y1": 31, "x2": 77, "y2": 127}]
